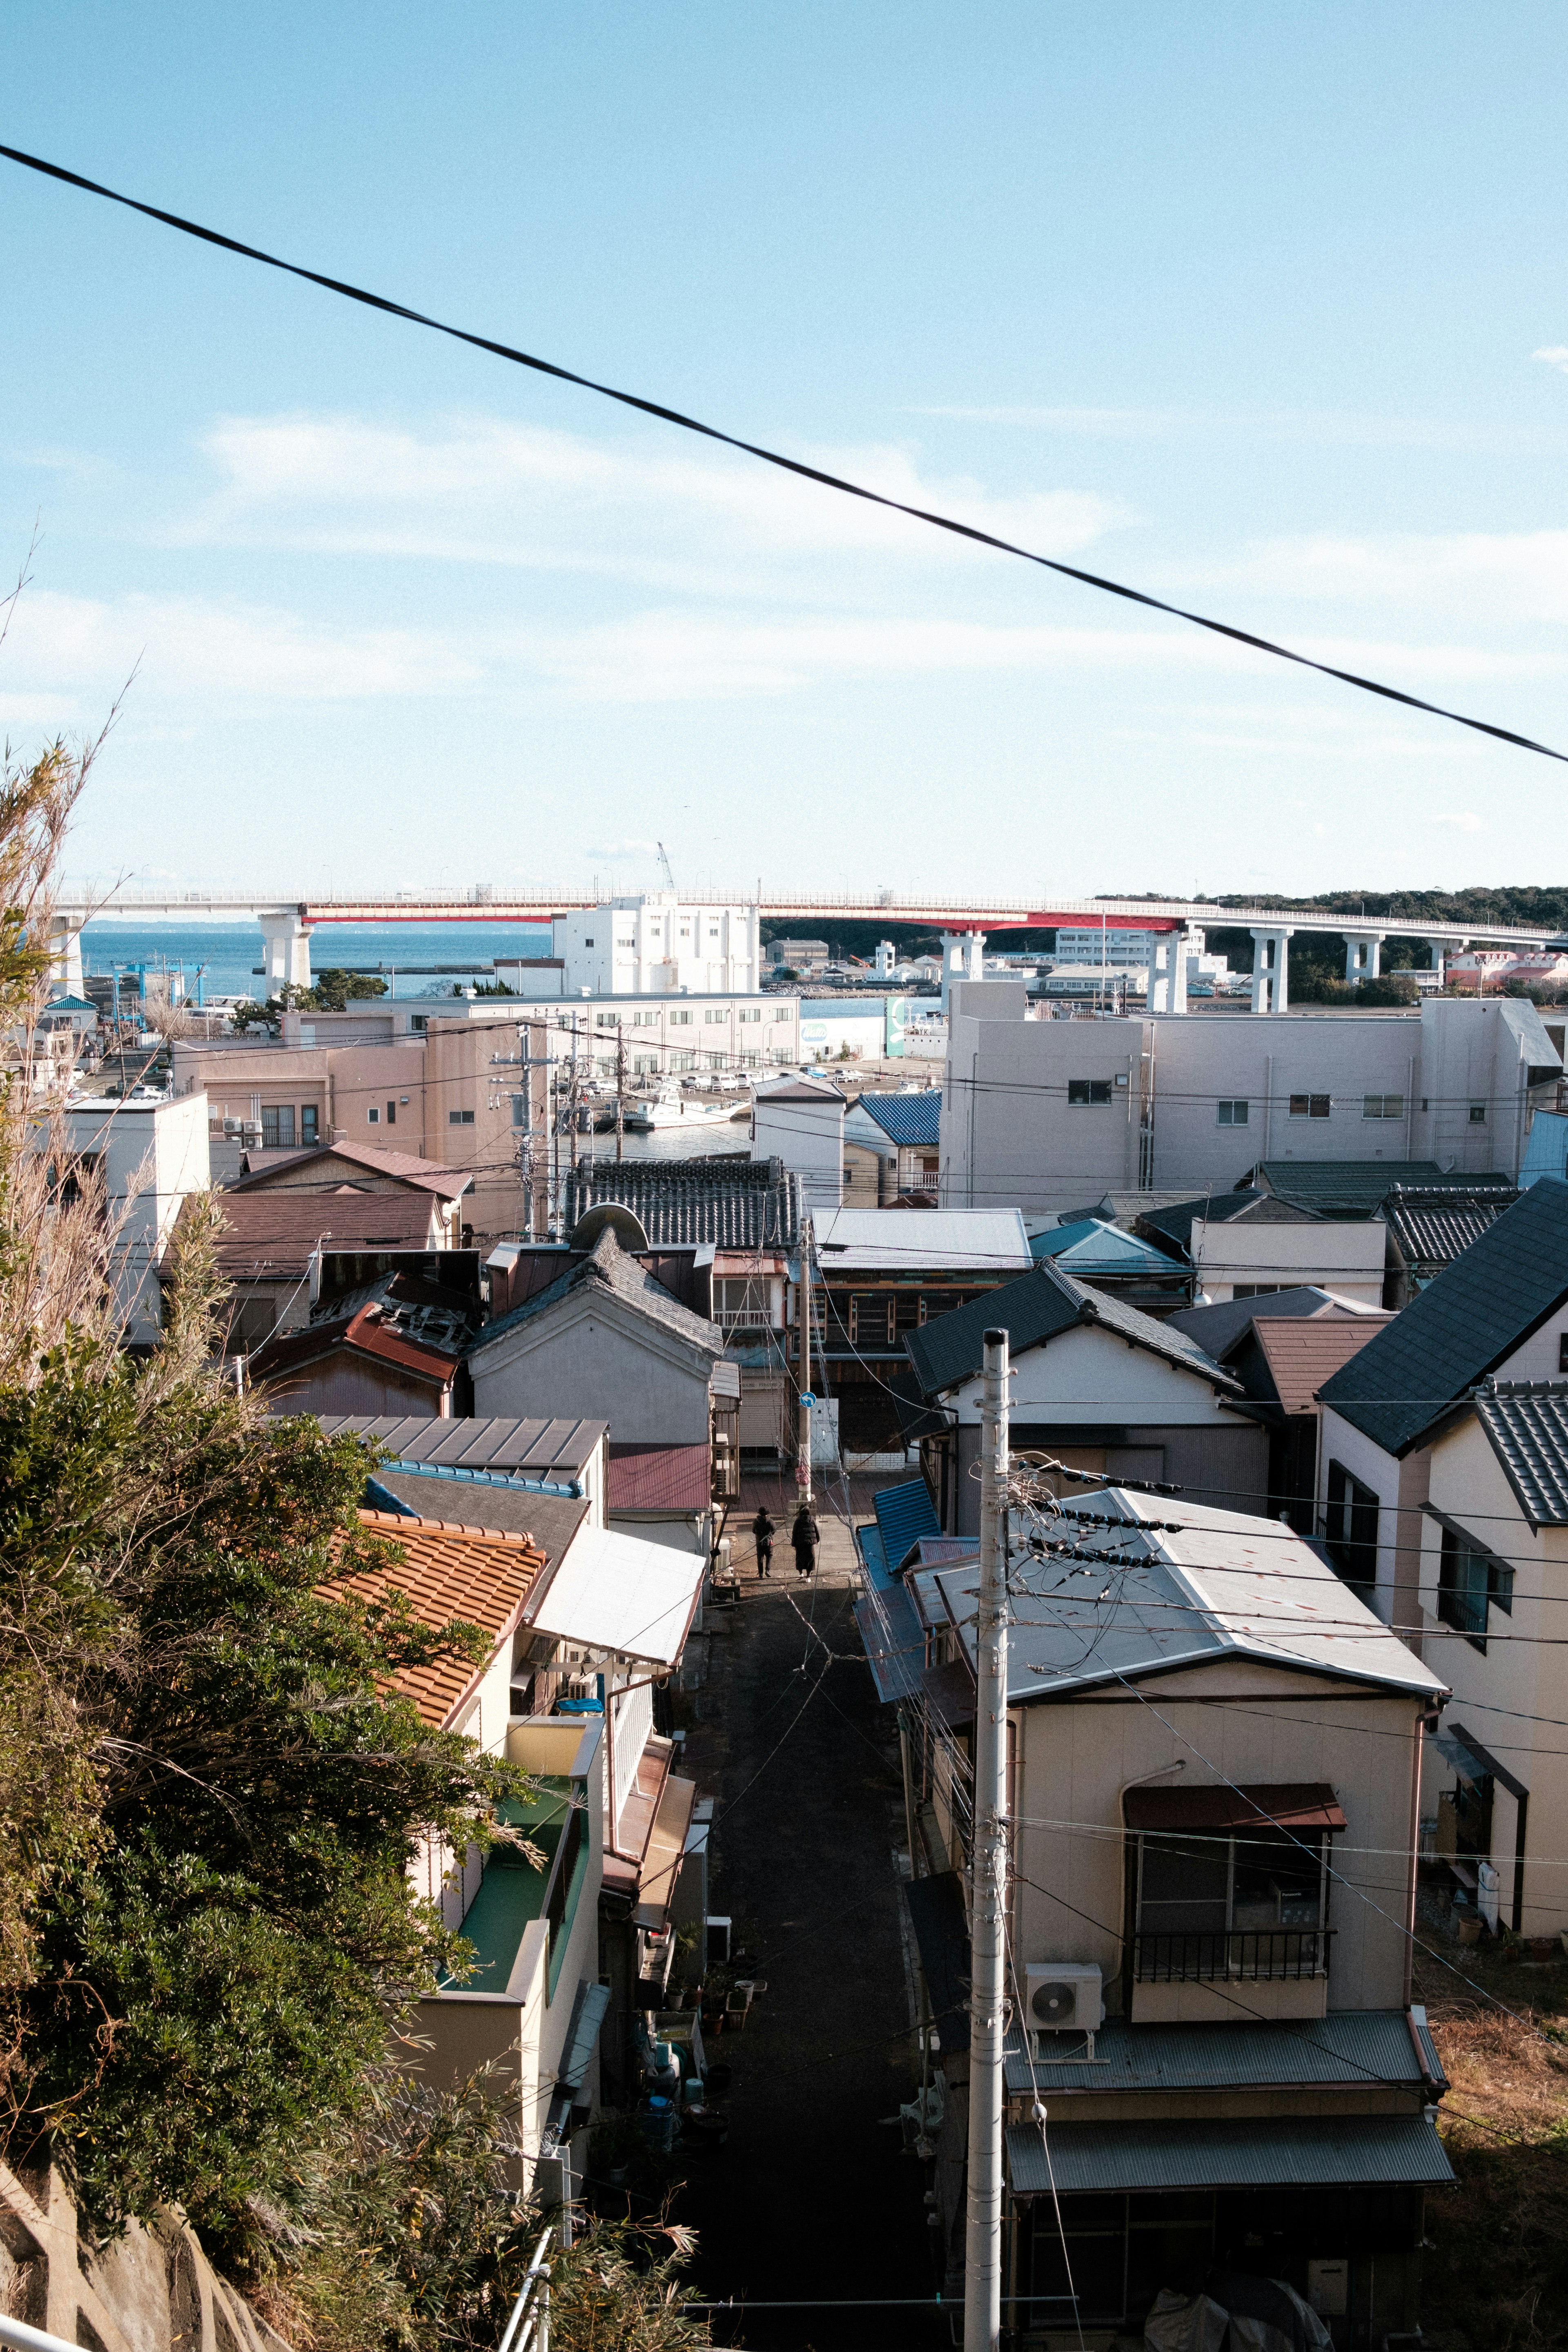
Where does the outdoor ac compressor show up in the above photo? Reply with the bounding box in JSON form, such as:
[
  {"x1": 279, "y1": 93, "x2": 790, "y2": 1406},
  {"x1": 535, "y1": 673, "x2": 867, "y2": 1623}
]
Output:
[{"x1": 1023, "y1": 1962, "x2": 1105, "y2": 2051}]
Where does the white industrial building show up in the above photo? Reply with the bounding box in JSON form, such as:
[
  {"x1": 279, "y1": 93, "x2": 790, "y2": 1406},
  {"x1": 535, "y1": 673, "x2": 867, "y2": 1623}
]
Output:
[
  {"x1": 546, "y1": 894, "x2": 761, "y2": 998},
  {"x1": 940, "y1": 993, "x2": 1561, "y2": 1217}
]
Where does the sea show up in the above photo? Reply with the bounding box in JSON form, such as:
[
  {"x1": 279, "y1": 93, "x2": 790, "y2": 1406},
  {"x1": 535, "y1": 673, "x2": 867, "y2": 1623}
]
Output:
[{"x1": 79, "y1": 920, "x2": 555, "y2": 1003}]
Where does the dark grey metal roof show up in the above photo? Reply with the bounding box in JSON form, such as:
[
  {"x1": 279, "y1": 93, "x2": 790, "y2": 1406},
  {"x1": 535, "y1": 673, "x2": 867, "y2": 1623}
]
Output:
[
  {"x1": 1383, "y1": 1185, "x2": 1521, "y2": 1276},
  {"x1": 563, "y1": 1155, "x2": 802, "y2": 1248},
  {"x1": 1472, "y1": 1378, "x2": 1568, "y2": 1527},
  {"x1": 1320, "y1": 1178, "x2": 1568, "y2": 1455},
  {"x1": 470, "y1": 1229, "x2": 722, "y2": 1359},
  {"x1": 1005, "y1": 2112, "x2": 1453, "y2": 2196},
  {"x1": 1138, "y1": 1191, "x2": 1318, "y2": 1253},
  {"x1": 1002, "y1": 2010, "x2": 1446, "y2": 2097},
  {"x1": 318, "y1": 1413, "x2": 607, "y2": 1472},
  {"x1": 1247, "y1": 1160, "x2": 1510, "y2": 1221},
  {"x1": 905, "y1": 1258, "x2": 1239, "y2": 1401},
  {"x1": 1165, "y1": 1287, "x2": 1352, "y2": 1354}
]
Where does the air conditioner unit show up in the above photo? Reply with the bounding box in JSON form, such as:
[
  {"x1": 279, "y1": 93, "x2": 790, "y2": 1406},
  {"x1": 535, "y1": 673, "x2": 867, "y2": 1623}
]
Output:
[{"x1": 1024, "y1": 1962, "x2": 1104, "y2": 2048}]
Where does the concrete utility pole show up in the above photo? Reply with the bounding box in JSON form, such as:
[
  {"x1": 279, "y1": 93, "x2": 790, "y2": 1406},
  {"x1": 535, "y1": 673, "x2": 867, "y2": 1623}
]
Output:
[
  {"x1": 797, "y1": 1215, "x2": 813, "y2": 1503},
  {"x1": 615, "y1": 1023, "x2": 626, "y2": 1165},
  {"x1": 964, "y1": 1327, "x2": 1010, "y2": 2352}
]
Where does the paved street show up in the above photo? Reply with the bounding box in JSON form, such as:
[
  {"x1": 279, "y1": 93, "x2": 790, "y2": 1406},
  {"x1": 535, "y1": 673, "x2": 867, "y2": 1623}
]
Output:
[{"x1": 676, "y1": 1470, "x2": 945, "y2": 2352}]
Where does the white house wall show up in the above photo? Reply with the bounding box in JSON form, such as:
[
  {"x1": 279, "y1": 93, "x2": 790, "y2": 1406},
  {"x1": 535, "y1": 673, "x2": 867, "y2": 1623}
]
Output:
[
  {"x1": 1191, "y1": 1216, "x2": 1387, "y2": 1307},
  {"x1": 952, "y1": 1322, "x2": 1238, "y2": 1428}
]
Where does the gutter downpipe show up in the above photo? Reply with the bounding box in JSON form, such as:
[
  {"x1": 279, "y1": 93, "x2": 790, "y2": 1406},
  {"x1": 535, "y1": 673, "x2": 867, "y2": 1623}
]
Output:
[{"x1": 963, "y1": 1329, "x2": 1009, "y2": 2352}]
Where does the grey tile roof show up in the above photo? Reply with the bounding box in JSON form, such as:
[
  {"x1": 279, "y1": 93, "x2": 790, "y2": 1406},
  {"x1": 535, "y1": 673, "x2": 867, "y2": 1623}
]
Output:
[
  {"x1": 1472, "y1": 1378, "x2": 1568, "y2": 1528},
  {"x1": 904, "y1": 1257, "x2": 1240, "y2": 1400},
  {"x1": 1248, "y1": 1160, "x2": 1511, "y2": 1221},
  {"x1": 1382, "y1": 1185, "x2": 1521, "y2": 1275},
  {"x1": 1136, "y1": 1190, "x2": 1317, "y2": 1252},
  {"x1": 563, "y1": 1155, "x2": 801, "y2": 1248},
  {"x1": 1319, "y1": 1178, "x2": 1568, "y2": 1456},
  {"x1": 470, "y1": 1228, "x2": 723, "y2": 1359}
]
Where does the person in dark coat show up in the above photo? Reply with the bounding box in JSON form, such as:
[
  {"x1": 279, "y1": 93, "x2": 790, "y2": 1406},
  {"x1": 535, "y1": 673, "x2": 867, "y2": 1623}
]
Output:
[
  {"x1": 791, "y1": 1502, "x2": 820, "y2": 1578},
  {"x1": 752, "y1": 1506, "x2": 776, "y2": 1578}
]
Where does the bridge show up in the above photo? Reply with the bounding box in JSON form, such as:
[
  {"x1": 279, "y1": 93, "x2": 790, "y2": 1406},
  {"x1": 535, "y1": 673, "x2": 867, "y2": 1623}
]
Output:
[{"x1": 50, "y1": 887, "x2": 1564, "y2": 1013}]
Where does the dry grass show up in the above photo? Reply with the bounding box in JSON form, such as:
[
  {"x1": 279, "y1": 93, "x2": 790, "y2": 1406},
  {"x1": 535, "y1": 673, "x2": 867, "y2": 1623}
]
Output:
[{"x1": 1416, "y1": 1941, "x2": 1568, "y2": 2350}]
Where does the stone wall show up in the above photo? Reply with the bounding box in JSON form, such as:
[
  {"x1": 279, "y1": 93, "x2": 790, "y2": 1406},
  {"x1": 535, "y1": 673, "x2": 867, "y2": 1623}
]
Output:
[{"x1": 0, "y1": 2160, "x2": 291, "y2": 2352}]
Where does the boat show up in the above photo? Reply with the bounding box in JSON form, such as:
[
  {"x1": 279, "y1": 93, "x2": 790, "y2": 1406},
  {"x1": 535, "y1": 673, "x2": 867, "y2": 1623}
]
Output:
[{"x1": 623, "y1": 1089, "x2": 740, "y2": 1132}]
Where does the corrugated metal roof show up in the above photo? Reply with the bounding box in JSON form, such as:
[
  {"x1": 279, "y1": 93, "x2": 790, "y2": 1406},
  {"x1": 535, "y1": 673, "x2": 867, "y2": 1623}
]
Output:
[
  {"x1": 1321, "y1": 1179, "x2": 1568, "y2": 1456},
  {"x1": 1005, "y1": 2112, "x2": 1454, "y2": 2196},
  {"x1": 319, "y1": 1413, "x2": 607, "y2": 1473},
  {"x1": 853, "y1": 1587, "x2": 923, "y2": 1702},
  {"x1": 873, "y1": 1477, "x2": 942, "y2": 1570},
  {"x1": 935, "y1": 1487, "x2": 1448, "y2": 1702},
  {"x1": 855, "y1": 1090, "x2": 943, "y2": 1148},
  {"x1": 813, "y1": 1206, "x2": 1032, "y2": 1272},
  {"x1": 1473, "y1": 1377, "x2": 1568, "y2": 1528},
  {"x1": 1002, "y1": 2011, "x2": 1446, "y2": 2097},
  {"x1": 1250, "y1": 1313, "x2": 1394, "y2": 1414},
  {"x1": 1031, "y1": 1219, "x2": 1186, "y2": 1276}
]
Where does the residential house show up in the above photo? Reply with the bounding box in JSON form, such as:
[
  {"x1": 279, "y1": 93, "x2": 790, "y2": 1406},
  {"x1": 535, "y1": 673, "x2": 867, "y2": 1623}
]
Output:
[
  {"x1": 751, "y1": 1076, "x2": 846, "y2": 1214},
  {"x1": 318, "y1": 1412, "x2": 610, "y2": 1529},
  {"x1": 861, "y1": 1487, "x2": 1451, "y2": 2341},
  {"x1": 249, "y1": 1264, "x2": 481, "y2": 1417},
  {"x1": 940, "y1": 994, "x2": 1560, "y2": 1217},
  {"x1": 898, "y1": 1259, "x2": 1267, "y2": 1534},
  {"x1": 842, "y1": 1088, "x2": 943, "y2": 1203},
  {"x1": 1413, "y1": 1379, "x2": 1568, "y2": 1939},
  {"x1": 1029, "y1": 1217, "x2": 1189, "y2": 1314},
  {"x1": 1240, "y1": 1160, "x2": 1512, "y2": 1221},
  {"x1": 203, "y1": 1186, "x2": 454, "y2": 1352},
  {"x1": 1214, "y1": 1310, "x2": 1394, "y2": 1531},
  {"x1": 60, "y1": 1090, "x2": 211, "y2": 1347},
  {"x1": 1316, "y1": 1179, "x2": 1568, "y2": 1629},
  {"x1": 1379, "y1": 1185, "x2": 1520, "y2": 1308},
  {"x1": 229, "y1": 1136, "x2": 473, "y2": 1243}
]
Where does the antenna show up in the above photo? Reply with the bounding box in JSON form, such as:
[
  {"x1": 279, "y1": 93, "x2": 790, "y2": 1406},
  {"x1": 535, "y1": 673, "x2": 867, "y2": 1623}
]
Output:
[{"x1": 656, "y1": 840, "x2": 678, "y2": 894}]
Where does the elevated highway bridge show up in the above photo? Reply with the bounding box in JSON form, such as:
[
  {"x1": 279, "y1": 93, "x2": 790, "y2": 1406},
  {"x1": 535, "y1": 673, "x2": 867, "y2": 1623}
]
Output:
[{"x1": 50, "y1": 887, "x2": 1565, "y2": 1013}]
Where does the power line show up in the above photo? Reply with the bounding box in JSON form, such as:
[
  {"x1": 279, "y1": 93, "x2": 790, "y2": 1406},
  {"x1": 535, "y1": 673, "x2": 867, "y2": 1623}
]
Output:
[{"x1": 2, "y1": 136, "x2": 1564, "y2": 766}]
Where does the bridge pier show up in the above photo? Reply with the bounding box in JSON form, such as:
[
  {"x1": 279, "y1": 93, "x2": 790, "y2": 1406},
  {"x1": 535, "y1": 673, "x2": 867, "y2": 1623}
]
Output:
[
  {"x1": 1344, "y1": 931, "x2": 1385, "y2": 982},
  {"x1": 259, "y1": 913, "x2": 312, "y2": 995},
  {"x1": 1250, "y1": 927, "x2": 1294, "y2": 1015},
  {"x1": 1149, "y1": 929, "x2": 1189, "y2": 1016},
  {"x1": 47, "y1": 917, "x2": 84, "y2": 996},
  {"x1": 940, "y1": 929, "x2": 986, "y2": 1014}
]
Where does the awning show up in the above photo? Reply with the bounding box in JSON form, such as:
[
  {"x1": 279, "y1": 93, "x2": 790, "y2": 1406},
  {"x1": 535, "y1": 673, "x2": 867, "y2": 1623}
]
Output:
[
  {"x1": 539, "y1": 1977, "x2": 612, "y2": 2156},
  {"x1": 855, "y1": 1586, "x2": 924, "y2": 1704},
  {"x1": 709, "y1": 1360, "x2": 742, "y2": 1400},
  {"x1": 903, "y1": 1872, "x2": 971, "y2": 2052},
  {"x1": 528, "y1": 1522, "x2": 705, "y2": 1666},
  {"x1": 1125, "y1": 1782, "x2": 1347, "y2": 1834},
  {"x1": 873, "y1": 1477, "x2": 942, "y2": 1574},
  {"x1": 632, "y1": 1772, "x2": 698, "y2": 1930},
  {"x1": 1005, "y1": 2112, "x2": 1454, "y2": 2198}
]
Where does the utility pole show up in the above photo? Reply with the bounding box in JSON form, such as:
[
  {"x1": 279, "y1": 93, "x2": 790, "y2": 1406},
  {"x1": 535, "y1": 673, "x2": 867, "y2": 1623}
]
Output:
[
  {"x1": 615, "y1": 1022, "x2": 626, "y2": 1165},
  {"x1": 964, "y1": 1327, "x2": 1010, "y2": 2352},
  {"x1": 797, "y1": 1214, "x2": 813, "y2": 1503}
]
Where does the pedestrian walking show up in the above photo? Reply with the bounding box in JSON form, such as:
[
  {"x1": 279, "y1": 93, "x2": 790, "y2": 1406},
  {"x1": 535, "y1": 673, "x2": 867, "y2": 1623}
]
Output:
[
  {"x1": 752, "y1": 1505, "x2": 775, "y2": 1578},
  {"x1": 791, "y1": 1501, "x2": 820, "y2": 1579}
]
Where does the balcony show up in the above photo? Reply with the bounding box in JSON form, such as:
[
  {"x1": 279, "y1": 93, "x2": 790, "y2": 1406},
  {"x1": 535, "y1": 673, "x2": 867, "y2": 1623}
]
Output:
[{"x1": 1131, "y1": 1929, "x2": 1332, "y2": 1983}]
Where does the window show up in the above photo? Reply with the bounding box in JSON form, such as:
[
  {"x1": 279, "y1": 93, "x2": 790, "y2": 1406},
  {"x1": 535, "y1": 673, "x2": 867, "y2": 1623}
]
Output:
[
  {"x1": 367, "y1": 1106, "x2": 380, "y2": 1125},
  {"x1": 670, "y1": 1010, "x2": 693, "y2": 1026},
  {"x1": 1560, "y1": 1332, "x2": 1568, "y2": 1375},
  {"x1": 1324, "y1": 1459, "x2": 1379, "y2": 1587},
  {"x1": 616, "y1": 937, "x2": 635, "y2": 948},
  {"x1": 671, "y1": 1051, "x2": 695, "y2": 1072},
  {"x1": 583, "y1": 936, "x2": 594, "y2": 947},
  {"x1": 596, "y1": 1056, "x2": 616, "y2": 1077},
  {"x1": 739, "y1": 1007, "x2": 762, "y2": 1023},
  {"x1": 1133, "y1": 1823, "x2": 1328, "y2": 1981},
  {"x1": 260, "y1": 1105, "x2": 296, "y2": 1149},
  {"x1": 706, "y1": 1051, "x2": 726, "y2": 1070},
  {"x1": 1232, "y1": 1283, "x2": 1284, "y2": 1299},
  {"x1": 1470, "y1": 1104, "x2": 1487, "y2": 1124},
  {"x1": 1289, "y1": 1093, "x2": 1331, "y2": 1119},
  {"x1": 708, "y1": 927, "x2": 720, "y2": 938},
  {"x1": 1216, "y1": 1100, "x2": 1248, "y2": 1126},
  {"x1": 511, "y1": 1093, "x2": 529, "y2": 1129},
  {"x1": 1363, "y1": 1093, "x2": 1405, "y2": 1120},
  {"x1": 596, "y1": 1012, "x2": 620, "y2": 1028},
  {"x1": 448, "y1": 1109, "x2": 476, "y2": 1126},
  {"x1": 741, "y1": 1050, "x2": 761, "y2": 1069},
  {"x1": 704, "y1": 1008, "x2": 728, "y2": 1024},
  {"x1": 849, "y1": 1292, "x2": 894, "y2": 1348},
  {"x1": 1068, "y1": 1078, "x2": 1113, "y2": 1107},
  {"x1": 633, "y1": 1011, "x2": 658, "y2": 1027},
  {"x1": 301, "y1": 1105, "x2": 318, "y2": 1144},
  {"x1": 386, "y1": 1100, "x2": 396, "y2": 1125},
  {"x1": 633, "y1": 1054, "x2": 658, "y2": 1075},
  {"x1": 1438, "y1": 1523, "x2": 1513, "y2": 1653}
]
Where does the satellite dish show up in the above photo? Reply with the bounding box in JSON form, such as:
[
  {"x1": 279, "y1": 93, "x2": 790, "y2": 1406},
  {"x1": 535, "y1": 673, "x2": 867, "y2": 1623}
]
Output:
[
  {"x1": 1031, "y1": 1980, "x2": 1078, "y2": 2027},
  {"x1": 570, "y1": 1202, "x2": 651, "y2": 1253}
]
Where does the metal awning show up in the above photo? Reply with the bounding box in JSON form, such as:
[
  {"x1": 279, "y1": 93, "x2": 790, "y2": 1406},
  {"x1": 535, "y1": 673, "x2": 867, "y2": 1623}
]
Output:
[
  {"x1": 528, "y1": 1523, "x2": 705, "y2": 1666},
  {"x1": 903, "y1": 1872, "x2": 971, "y2": 2052},
  {"x1": 873, "y1": 1477, "x2": 942, "y2": 1573},
  {"x1": 556, "y1": 1978, "x2": 611, "y2": 2092},
  {"x1": 1005, "y1": 2112, "x2": 1454, "y2": 2198},
  {"x1": 632, "y1": 1772, "x2": 699, "y2": 1930},
  {"x1": 854, "y1": 1587, "x2": 924, "y2": 1704},
  {"x1": 1125, "y1": 1782, "x2": 1347, "y2": 1833}
]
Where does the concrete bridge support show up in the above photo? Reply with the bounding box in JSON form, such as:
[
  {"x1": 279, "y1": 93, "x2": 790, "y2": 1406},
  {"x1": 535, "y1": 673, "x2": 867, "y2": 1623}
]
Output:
[
  {"x1": 1150, "y1": 929, "x2": 1189, "y2": 1015},
  {"x1": 1250, "y1": 927, "x2": 1294, "y2": 1015},
  {"x1": 47, "y1": 916, "x2": 84, "y2": 995},
  {"x1": 1344, "y1": 931, "x2": 1385, "y2": 982},
  {"x1": 259, "y1": 914, "x2": 312, "y2": 994},
  {"x1": 939, "y1": 929, "x2": 985, "y2": 1014}
]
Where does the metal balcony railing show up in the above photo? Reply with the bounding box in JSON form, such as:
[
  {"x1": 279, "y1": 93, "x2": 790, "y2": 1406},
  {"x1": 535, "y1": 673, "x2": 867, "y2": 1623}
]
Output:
[{"x1": 1131, "y1": 1928, "x2": 1332, "y2": 1982}]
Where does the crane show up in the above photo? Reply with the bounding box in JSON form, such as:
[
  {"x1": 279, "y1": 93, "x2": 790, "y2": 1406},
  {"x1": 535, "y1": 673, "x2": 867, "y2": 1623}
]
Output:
[{"x1": 655, "y1": 840, "x2": 678, "y2": 894}]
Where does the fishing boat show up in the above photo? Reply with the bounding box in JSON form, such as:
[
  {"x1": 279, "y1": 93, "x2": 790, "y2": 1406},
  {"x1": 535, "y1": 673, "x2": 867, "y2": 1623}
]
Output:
[{"x1": 622, "y1": 1087, "x2": 739, "y2": 1131}]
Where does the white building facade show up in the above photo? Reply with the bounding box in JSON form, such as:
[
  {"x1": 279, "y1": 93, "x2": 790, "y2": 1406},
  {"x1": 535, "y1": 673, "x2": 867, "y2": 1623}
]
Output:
[{"x1": 549, "y1": 895, "x2": 761, "y2": 998}]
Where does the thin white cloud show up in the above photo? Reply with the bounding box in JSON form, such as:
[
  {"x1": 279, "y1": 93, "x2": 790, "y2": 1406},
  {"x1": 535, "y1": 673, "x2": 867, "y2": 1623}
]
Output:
[
  {"x1": 1533, "y1": 347, "x2": 1568, "y2": 375},
  {"x1": 1433, "y1": 812, "x2": 1486, "y2": 831},
  {"x1": 912, "y1": 404, "x2": 1568, "y2": 455},
  {"x1": 1177, "y1": 528, "x2": 1568, "y2": 634}
]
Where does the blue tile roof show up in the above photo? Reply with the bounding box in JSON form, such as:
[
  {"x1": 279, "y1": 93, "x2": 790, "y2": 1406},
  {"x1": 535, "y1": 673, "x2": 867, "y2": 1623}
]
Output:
[
  {"x1": 1319, "y1": 1178, "x2": 1568, "y2": 1455},
  {"x1": 854, "y1": 1090, "x2": 942, "y2": 1147}
]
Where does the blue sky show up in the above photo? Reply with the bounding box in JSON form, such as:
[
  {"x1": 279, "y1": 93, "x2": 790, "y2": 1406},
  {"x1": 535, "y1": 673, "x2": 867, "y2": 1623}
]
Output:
[{"x1": 5, "y1": 1, "x2": 1568, "y2": 900}]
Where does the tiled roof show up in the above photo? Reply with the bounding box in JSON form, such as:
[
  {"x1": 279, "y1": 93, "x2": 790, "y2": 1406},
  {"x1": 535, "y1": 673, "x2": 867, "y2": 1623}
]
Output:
[
  {"x1": 855, "y1": 1091, "x2": 943, "y2": 1147},
  {"x1": 1382, "y1": 1185, "x2": 1521, "y2": 1275},
  {"x1": 251, "y1": 1302, "x2": 461, "y2": 1390},
  {"x1": 210, "y1": 1188, "x2": 442, "y2": 1278},
  {"x1": 1319, "y1": 1178, "x2": 1568, "y2": 1456},
  {"x1": 905, "y1": 1258, "x2": 1239, "y2": 1399},
  {"x1": 1247, "y1": 1161, "x2": 1511, "y2": 1221},
  {"x1": 1472, "y1": 1379, "x2": 1568, "y2": 1528},
  {"x1": 321, "y1": 1509, "x2": 547, "y2": 1725},
  {"x1": 1249, "y1": 1312, "x2": 1395, "y2": 1414},
  {"x1": 564, "y1": 1156, "x2": 801, "y2": 1248},
  {"x1": 1165, "y1": 1287, "x2": 1353, "y2": 1354},
  {"x1": 1136, "y1": 1192, "x2": 1307, "y2": 1251},
  {"x1": 232, "y1": 1139, "x2": 473, "y2": 1200},
  {"x1": 370, "y1": 1472, "x2": 588, "y2": 1563},
  {"x1": 470, "y1": 1229, "x2": 722, "y2": 1360}
]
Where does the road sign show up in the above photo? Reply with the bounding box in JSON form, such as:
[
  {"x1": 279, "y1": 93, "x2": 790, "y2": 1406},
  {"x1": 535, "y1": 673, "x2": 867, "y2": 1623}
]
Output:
[{"x1": 800, "y1": 1392, "x2": 816, "y2": 1408}]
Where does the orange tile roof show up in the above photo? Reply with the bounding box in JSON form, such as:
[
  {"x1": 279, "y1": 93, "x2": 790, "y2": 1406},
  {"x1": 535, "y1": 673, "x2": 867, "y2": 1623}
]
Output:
[
  {"x1": 1253, "y1": 1312, "x2": 1395, "y2": 1416},
  {"x1": 320, "y1": 1508, "x2": 548, "y2": 1726}
]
